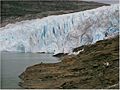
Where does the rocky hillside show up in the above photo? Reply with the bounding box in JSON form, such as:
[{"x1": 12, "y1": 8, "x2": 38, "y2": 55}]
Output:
[
  {"x1": 1, "y1": 1, "x2": 108, "y2": 27},
  {"x1": 19, "y1": 36, "x2": 119, "y2": 89}
]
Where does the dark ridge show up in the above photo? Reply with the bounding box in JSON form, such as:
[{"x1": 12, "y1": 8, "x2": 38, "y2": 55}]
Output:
[
  {"x1": 53, "y1": 53, "x2": 68, "y2": 57},
  {"x1": 1, "y1": 1, "x2": 108, "y2": 27}
]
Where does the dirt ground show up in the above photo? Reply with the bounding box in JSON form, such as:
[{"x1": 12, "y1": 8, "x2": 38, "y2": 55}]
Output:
[{"x1": 19, "y1": 36, "x2": 119, "y2": 89}]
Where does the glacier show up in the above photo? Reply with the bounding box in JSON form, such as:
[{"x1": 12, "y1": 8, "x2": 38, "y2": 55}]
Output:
[{"x1": 0, "y1": 4, "x2": 119, "y2": 54}]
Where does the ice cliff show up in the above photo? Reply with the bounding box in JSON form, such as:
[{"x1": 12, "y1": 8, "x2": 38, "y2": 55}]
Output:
[{"x1": 0, "y1": 4, "x2": 119, "y2": 54}]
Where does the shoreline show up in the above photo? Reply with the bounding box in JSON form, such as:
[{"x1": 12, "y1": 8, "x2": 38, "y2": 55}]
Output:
[{"x1": 19, "y1": 36, "x2": 119, "y2": 89}]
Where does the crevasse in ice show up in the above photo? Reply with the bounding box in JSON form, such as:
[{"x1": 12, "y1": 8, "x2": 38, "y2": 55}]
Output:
[{"x1": 0, "y1": 4, "x2": 119, "y2": 54}]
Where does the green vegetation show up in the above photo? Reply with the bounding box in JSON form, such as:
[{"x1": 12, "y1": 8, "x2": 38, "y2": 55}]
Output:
[
  {"x1": 1, "y1": 1, "x2": 108, "y2": 27},
  {"x1": 1, "y1": 1, "x2": 106, "y2": 18}
]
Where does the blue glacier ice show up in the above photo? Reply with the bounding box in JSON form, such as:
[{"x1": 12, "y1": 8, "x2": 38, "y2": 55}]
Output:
[{"x1": 0, "y1": 4, "x2": 119, "y2": 54}]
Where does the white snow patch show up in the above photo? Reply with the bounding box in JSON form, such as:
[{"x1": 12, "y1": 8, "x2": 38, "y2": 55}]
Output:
[{"x1": 69, "y1": 49, "x2": 84, "y2": 55}]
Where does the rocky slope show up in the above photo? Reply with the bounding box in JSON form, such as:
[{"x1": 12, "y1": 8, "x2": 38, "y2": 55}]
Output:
[
  {"x1": 1, "y1": 1, "x2": 107, "y2": 27},
  {"x1": 19, "y1": 36, "x2": 119, "y2": 89}
]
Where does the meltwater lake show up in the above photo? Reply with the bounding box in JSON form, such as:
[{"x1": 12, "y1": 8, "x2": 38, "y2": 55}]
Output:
[{"x1": 1, "y1": 52, "x2": 59, "y2": 89}]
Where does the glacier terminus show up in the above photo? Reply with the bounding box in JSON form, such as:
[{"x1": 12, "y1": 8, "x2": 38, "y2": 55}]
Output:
[{"x1": 0, "y1": 4, "x2": 119, "y2": 54}]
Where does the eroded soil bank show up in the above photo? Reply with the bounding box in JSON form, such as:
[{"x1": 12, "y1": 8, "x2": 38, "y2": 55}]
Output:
[{"x1": 19, "y1": 36, "x2": 119, "y2": 89}]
